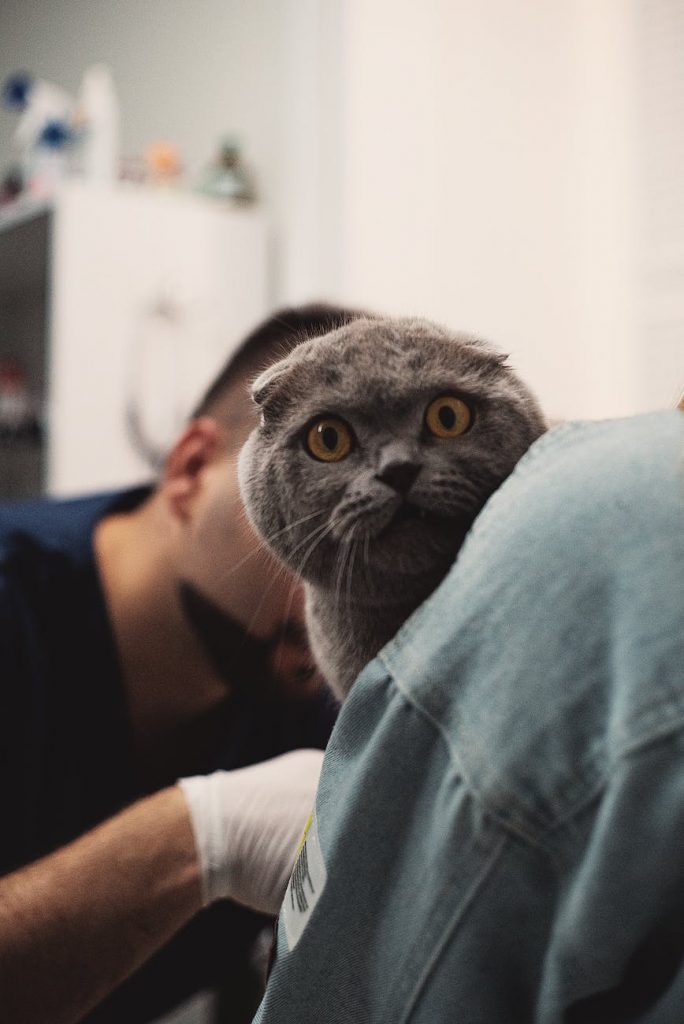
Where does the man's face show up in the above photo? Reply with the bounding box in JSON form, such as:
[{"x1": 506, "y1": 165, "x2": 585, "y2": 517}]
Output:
[
  {"x1": 174, "y1": 421, "x2": 324, "y2": 699},
  {"x1": 178, "y1": 576, "x2": 323, "y2": 700},
  {"x1": 264, "y1": 588, "x2": 324, "y2": 700}
]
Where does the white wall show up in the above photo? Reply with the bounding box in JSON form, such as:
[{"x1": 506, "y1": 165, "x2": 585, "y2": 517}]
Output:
[
  {"x1": 326, "y1": 0, "x2": 642, "y2": 419},
  {"x1": 637, "y1": 0, "x2": 684, "y2": 411},
  {"x1": 1, "y1": 1, "x2": 678, "y2": 419}
]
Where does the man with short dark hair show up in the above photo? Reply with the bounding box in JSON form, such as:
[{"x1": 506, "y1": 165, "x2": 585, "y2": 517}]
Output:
[{"x1": 0, "y1": 303, "x2": 360, "y2": 1024}]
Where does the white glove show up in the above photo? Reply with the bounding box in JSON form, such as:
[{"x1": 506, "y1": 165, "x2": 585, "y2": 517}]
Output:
[{"x1": 178, "y1": 748, "x2": 324, "y2": 914}]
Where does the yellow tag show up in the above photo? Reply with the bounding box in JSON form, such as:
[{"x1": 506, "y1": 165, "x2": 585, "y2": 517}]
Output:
[
  {"x1": 283, "y1": 808, "x2": 327, "y2": 950},
  {"x1": 295, "y1": 812, "x2": 313, "y2": 857}
]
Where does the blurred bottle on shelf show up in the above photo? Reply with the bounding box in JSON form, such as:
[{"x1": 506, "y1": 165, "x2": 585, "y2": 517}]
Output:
[
  {"x1": 72, "y1": 64, "x2": 120, "y2": 184},
  {"x1": 197, "y1": 137, "x2": 255, "y2": 204}
]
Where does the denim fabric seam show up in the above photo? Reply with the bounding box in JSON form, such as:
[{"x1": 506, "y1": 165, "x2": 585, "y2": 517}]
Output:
[
  {"x1": 616, "y1": 712, "x2": 684, "y2": 761},
  {"x1": 431, "y1": 700, "x2": 684, "y2": 850},
  {"x1": 470, "y1": 694, "x2": 684, "y2": 839},
  {"x1": 398, "y1": 830, "x2": 509, "y2": 1024},
  {"x1": 548, "y1": 718, "x2": 684, "y2": 834},
  {"x1": 381, "y1": 656, "x2": 561, "y2": 858}
]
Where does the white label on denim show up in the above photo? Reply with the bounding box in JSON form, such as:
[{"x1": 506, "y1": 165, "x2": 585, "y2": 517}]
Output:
[{"x1": 282, "y1": 808, "x2": 327, "y2": 951}]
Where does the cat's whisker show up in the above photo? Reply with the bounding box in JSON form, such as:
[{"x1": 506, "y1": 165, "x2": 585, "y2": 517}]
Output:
[
  {"x1": 261, "y1": 508, "x2": 327, "y2": 549},
  {"x1": 250, "y1": 520, "x2": 335, "y2": 688},
  {"x1": 272, "y1": 520, "x2": 336, "y2": 685},
  {"x1": 219, "y1": 508, "x2": 327, "y2": 583},
  {"x1": 284, "y1": 520, "x2": 337, "y2": 613},
  {"x1": 333, "y1": 523, "x2": 357, "y2": 612},
  {"x1": 244, "y1": 516, "x2": 332, "y2": 660},
  {"x1": 363, "y1": 531, "x2": 371, "y2": 574},
  {"x1": 221, "y1": 537, "x2": 272, "y2": 578},
  {"x1": 269, "y1": 573, "x2": 302, "y2": 683},
  {"x1": 287, "y1": 517, "x2": 334, "y2": 562},
  {"x1": 239, "y1": 558, "x2": 293, "y2": 641},
  {"x1": 345, "y1": 534, "x2": 359, "y2": 626},
  {"x1": 332, "y1": 534, "x2": 349, "y2": 613}
]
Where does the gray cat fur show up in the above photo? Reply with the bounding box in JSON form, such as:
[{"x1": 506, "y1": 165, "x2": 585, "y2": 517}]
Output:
[{"x1": 238, "y1": 316, "x2": 547, "y2": 699}]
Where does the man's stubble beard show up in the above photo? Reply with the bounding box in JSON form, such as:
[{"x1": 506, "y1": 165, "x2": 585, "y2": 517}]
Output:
[{"x1": 177, "y1": 580, "x2": 322, "y2": 702}]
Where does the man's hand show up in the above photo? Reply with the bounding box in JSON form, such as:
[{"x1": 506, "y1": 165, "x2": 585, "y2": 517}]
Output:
[
  {"x1": 0, "y1": 749, "x2": 322, "y2": 1024},
  {"x1": 179, "y1": 748, "x2": 324, "y2": 913},
  {"x1": 0, "y1": 786, "x2": 201, "y2": 1024}
]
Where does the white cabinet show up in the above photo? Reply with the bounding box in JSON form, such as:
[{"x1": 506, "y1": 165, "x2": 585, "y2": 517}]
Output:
[{"x1": 0, "y1": 183, "x2": 270, "y2": 498}]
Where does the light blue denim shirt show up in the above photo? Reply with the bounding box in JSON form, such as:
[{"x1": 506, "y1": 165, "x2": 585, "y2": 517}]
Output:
[{"x1": 255, "y1": 411, "x2": 684, "y2": 1024}]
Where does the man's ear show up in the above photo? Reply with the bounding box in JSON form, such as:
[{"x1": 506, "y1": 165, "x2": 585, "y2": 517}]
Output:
[{"x1": 162, "y1": 417, "x2": 224, "y2": 522}]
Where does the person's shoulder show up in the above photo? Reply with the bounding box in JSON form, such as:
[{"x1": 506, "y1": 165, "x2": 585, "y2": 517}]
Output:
[
  {"x1": 0, "y1": 486, "x2": 152, "y2": 562},
  {"x1": 379, "y1": 411, "x2": 684, "y2": 845},
  {"x1": 0, "y1": 485, "x2": 152, "y2": 612}
]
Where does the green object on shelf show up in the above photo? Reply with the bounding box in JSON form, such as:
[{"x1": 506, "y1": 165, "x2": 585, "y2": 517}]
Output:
[{"x1": 197, "y1": 137, "x2": 255, "y2": 204}]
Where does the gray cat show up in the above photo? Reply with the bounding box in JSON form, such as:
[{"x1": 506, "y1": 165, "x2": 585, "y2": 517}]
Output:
[{"x1": 238, "y1": 316, "x2": 547, "y2": 699}]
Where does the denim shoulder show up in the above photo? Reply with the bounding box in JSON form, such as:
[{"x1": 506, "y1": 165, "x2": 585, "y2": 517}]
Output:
[{"x1": 380, "y1": 411, "x2": 684, "y2": 844}]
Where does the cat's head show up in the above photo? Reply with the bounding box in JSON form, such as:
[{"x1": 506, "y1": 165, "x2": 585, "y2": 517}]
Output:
[{"x1": 238, "y1": 317, "x2": 546, "y2": 604}]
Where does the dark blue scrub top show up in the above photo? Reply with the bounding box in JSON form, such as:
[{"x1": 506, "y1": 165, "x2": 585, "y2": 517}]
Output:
[{"x1": 0, "y1": 487, "x2": 337, "y2": 1022}]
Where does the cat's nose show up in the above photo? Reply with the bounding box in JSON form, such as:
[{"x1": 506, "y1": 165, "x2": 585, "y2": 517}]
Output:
[{"x1": 375, "y1": 460, "x2": 422, "y2": 495}]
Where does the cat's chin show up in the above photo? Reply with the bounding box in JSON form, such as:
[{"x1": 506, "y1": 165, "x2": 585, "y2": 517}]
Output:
[
  {"x1": 377, "y1": 508, "x2": 468, "y2": 556},
  {"x1": 378, "y1": 501, "x2": 457, "y2": 537},
  {"x1": 372, "y1": 518, "x2": 471, "y2": 592},
  {"x1": 302, "y1": 510, "x2": 468, "y2": 594}
]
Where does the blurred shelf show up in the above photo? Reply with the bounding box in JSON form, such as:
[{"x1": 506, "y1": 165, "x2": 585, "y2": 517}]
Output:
[
  {"x1": 0, "y1": 437, "x2": 44, "y2": 500},
  {"x1": 0, "y1": 198, "x2": 52, "y2": 235},
  {"x1": 0, "y1": 200, "x2": 51, "y2": 300},
  {"x1": 1, "y1": 181, "x2": 270, "y2": 497}
]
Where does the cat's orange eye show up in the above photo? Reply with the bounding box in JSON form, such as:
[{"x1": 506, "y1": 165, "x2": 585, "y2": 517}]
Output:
[
  {"x1": 305, "y1": 417, "x2": 353, "y2": 462},
  {"x1": 425, "y1": 396, "x2": 472, "y2": 438}
]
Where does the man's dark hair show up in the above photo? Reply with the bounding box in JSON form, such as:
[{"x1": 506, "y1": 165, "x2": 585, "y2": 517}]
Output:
[{"x1": 191, "y1": 301, "x2": 368, "y2": 421}]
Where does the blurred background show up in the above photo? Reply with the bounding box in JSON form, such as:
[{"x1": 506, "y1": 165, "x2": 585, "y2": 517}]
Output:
[{"x1": 1, "y1": 0, "x2": 683, "y2": 505}]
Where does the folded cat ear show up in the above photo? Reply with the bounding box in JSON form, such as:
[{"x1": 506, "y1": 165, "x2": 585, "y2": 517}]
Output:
[
  {"x1": 250, "y1": 361, "x2": 293, "y2": 418},
  {"x1": 459, "y1": 335, "x2": 509, "y2": 366}
]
